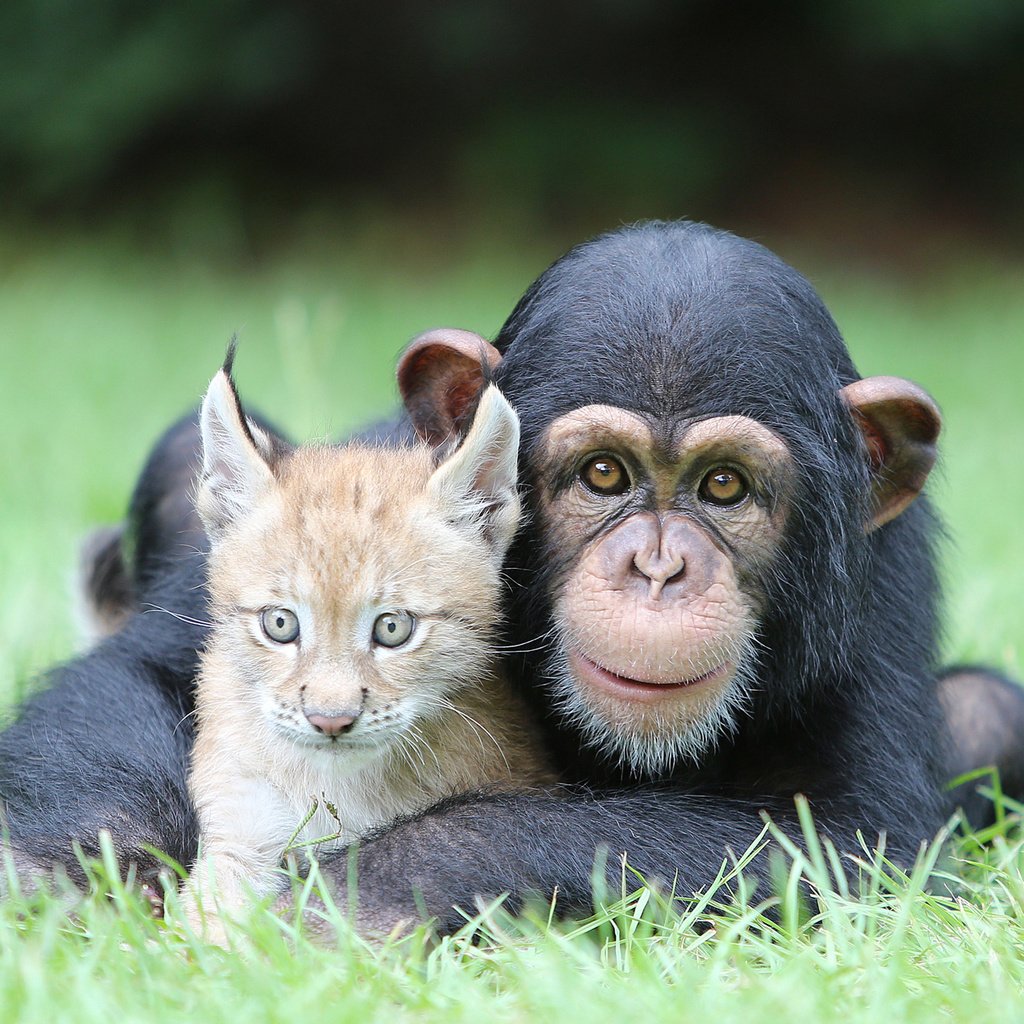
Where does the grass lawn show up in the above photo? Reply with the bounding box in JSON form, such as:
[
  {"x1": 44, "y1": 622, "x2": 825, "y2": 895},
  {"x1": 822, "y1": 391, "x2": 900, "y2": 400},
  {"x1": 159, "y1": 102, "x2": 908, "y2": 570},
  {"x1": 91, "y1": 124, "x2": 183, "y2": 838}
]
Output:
[{"x1": 1, "y1": 220, "x2": 1023, "y2": 1022}]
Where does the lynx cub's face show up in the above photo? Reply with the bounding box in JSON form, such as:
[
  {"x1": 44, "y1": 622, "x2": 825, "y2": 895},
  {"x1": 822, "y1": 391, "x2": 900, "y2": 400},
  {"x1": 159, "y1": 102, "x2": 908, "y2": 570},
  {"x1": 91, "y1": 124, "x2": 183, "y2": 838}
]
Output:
[{"x1": 197, "y1": 369, "x2": 521, "y2": 759}]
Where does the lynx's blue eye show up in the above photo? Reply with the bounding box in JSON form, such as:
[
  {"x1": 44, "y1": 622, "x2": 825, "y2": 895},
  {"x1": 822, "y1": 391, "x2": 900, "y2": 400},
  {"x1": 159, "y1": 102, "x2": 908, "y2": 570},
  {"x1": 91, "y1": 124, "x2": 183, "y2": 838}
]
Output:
[
  {"x1": 372, "y1": 611, "x2": 415, "y2": 648},
  {"x1": 261, "y1": 607, "x2": 300, "y2": 644}
]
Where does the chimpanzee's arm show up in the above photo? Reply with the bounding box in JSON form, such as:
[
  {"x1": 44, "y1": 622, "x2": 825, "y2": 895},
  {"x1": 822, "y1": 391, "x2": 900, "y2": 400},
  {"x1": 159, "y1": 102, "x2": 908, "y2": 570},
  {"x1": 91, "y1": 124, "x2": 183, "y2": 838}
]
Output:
[
  {"x1": 0, "y1": 557, "x2": 207, "y2": 886},
  {"x1": 308, "y1": 786, "x2": 916, "y2": 935},
  {"x1": 308, "y1": 679, "x2": 946, "y2": 936}
]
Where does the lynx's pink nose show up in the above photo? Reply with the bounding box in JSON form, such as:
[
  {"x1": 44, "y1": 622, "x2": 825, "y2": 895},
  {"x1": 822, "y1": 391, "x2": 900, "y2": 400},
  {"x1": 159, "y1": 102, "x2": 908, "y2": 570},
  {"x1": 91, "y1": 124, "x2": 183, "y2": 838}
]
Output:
[{"x1": 304, "y1": 710, "x2": 360, "y2": 736}]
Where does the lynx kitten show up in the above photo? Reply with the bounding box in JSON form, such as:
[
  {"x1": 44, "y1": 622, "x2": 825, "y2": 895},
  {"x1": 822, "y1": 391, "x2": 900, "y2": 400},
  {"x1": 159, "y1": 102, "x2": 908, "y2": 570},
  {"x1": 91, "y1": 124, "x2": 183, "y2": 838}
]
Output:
[{"x1": 182, "y1": 357, "x2": 552, "y2": 935}]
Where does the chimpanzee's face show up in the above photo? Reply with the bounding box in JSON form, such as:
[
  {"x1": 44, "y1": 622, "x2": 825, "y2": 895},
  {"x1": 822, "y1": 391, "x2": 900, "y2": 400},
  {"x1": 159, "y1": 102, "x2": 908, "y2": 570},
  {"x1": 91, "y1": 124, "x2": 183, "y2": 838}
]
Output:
[{"x1": 528, "y1": 405, "x2": 797, "y2": 773}]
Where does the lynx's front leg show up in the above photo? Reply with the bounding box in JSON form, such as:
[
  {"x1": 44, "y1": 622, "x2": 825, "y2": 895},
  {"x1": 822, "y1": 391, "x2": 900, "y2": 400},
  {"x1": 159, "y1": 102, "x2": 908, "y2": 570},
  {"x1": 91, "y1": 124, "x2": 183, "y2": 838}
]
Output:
[{"x1": 182, "y1": 774, "x2": 297, "y2": 944}]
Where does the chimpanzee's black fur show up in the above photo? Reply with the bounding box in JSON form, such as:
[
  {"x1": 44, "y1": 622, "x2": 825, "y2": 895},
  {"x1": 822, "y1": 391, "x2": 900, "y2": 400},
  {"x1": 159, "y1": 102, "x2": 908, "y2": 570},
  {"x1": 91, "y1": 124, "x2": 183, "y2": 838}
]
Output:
[
  {"x1": 0, "y1": 221, "x2": 1018, "y2": 928},
  {"x1": 0, "y1": 415, "x2": 208, "y2": 887}
]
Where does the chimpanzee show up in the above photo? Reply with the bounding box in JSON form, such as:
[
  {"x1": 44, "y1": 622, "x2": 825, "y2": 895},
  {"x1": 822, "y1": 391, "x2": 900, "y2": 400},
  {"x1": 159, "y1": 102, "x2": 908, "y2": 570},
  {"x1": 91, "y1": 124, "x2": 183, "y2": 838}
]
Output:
[{"x1": 1, "y1": 221, "x2": 1021, "y2": 931}]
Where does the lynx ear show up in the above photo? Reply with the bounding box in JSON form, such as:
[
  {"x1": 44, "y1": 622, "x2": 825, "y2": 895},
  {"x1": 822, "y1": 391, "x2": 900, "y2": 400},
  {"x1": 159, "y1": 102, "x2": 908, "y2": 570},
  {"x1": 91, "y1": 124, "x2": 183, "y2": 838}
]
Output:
[
  {"x1": 398, "y1": 328, "x2": 503, "y2": 447},
  {"x1": 197, "y1": 364, "x2": 279, "y2": 539},
  {"x1": 427, "y1": 384, "x2": 521, "y2": 559},
  {"x1": 840, "y1": 375, "x2": 941, "y2": 531}
]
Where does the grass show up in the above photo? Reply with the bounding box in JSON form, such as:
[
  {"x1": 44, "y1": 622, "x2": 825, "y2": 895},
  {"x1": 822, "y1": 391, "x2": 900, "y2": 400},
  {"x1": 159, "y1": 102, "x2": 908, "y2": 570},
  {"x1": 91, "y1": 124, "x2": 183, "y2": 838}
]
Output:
[
  {"x1": 1, "y1": 219, "x2": 1024, "y2": 1021},
  {"x1": 3, "y1": 816, "x2": 1024, "y2": 1023}
]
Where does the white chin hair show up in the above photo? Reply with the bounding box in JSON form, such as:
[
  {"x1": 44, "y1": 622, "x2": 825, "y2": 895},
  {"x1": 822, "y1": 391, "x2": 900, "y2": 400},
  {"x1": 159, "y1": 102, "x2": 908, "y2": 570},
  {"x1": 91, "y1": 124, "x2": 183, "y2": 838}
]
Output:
[{"x1": 545, "y1": 642, "x2": 758, "y2": 777}]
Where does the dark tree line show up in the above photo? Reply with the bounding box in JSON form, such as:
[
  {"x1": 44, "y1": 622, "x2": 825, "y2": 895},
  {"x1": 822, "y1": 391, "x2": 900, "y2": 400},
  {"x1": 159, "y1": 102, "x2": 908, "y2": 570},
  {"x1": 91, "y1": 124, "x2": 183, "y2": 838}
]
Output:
[{"x1": 2, "y1": 0, "x2": 1022, "y2": 227}]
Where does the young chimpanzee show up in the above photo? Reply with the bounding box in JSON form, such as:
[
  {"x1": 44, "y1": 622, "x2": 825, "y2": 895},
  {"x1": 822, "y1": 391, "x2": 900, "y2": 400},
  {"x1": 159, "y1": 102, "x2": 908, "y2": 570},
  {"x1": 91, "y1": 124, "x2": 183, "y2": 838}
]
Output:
[{"x1": 1, "y1": 221, "x2": 1021, "y2": 931}]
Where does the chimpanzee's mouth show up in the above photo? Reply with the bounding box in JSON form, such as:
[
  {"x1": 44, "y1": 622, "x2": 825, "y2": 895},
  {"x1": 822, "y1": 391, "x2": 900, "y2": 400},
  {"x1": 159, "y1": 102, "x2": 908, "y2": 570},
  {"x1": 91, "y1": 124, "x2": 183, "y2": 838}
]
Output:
[{"x1": 568, "y1": 649, "x2": 731, "y2": 702}]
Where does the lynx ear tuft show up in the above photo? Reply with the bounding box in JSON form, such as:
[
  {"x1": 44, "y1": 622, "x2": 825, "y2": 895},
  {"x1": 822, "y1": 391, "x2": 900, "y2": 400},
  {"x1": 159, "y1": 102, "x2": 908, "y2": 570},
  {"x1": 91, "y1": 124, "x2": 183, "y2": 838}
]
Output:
[
  {"x1": 427, "y1": 385, "x2": 521, "y2": 559},
  {"x1": 197, "y1": 365, "x2": 278, "y2": 538}
]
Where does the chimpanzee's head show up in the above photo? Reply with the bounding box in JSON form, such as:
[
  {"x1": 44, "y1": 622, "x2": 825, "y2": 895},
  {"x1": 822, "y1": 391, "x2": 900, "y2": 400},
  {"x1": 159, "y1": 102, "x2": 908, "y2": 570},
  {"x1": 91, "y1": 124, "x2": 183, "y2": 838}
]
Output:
[{"x1": 399, "y1": 221, "x2": 941, "y2": 775}]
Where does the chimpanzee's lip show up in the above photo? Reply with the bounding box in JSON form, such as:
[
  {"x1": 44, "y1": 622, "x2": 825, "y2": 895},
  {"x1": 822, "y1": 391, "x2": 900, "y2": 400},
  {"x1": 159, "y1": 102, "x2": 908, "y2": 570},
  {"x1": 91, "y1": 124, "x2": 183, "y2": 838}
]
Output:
[{"x1": 568, "y1": 649, "x2": 731, "y2": 702}]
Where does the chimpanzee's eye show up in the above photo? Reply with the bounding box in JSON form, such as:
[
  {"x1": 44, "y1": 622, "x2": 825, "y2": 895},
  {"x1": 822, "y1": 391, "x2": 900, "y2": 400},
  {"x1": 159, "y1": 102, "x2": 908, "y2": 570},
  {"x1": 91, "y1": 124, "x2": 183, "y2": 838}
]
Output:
[
  {"x1": 372, "y1": 611, "x2": 416, "y2": 648},
  {"x1": 579, "y1": 455, "x2": 630, "y2": 496},
  {"x1": 261, "y1": 607, "x2": 300, "y2": 644},
  {"x1": 698, "y1": 467, "x2": 749, "y2": 506}
]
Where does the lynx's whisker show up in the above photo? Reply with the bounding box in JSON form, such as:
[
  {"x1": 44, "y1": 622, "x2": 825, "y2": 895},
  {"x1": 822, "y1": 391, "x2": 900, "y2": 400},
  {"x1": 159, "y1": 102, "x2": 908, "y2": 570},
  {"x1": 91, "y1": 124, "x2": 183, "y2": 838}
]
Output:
[{"x1": 141, "y1": 603, "x2": 215, "y2": 628}]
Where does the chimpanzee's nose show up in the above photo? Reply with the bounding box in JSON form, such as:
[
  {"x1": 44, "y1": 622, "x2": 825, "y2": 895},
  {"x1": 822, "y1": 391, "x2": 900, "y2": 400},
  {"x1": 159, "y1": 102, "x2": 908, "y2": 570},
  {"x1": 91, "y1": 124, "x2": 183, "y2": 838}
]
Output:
[
  {"x1": 304, "y1": 709, "x2": 360, "y2": 736},
  {"x1": 633, "y1": 517, "x2": 691, "y2": 599},
  {"x1": 600, "y1": 512, "x2": 699, "y2": 601},
  {"x1": 632, "y1": 546, "x2": 686, "y2": 599}
]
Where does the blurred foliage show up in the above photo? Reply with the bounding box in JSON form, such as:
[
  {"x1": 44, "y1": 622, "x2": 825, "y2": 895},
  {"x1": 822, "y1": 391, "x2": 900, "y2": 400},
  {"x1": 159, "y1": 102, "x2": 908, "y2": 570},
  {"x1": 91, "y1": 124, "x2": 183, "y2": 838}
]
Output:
[
  {"x1": 0, "y1": 0, "x2": 1022, "y2": 231},
  {"x1": 0, "y1": 1, "x2": 308, "y2": 193}
]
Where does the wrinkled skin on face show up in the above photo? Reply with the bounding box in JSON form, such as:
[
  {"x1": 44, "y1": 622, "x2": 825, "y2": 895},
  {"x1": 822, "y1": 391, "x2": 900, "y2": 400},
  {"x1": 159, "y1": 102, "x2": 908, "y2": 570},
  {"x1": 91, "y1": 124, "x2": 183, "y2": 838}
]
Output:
[{"x1": 535, "y1": 406, "x2": 797, "y2": 773}]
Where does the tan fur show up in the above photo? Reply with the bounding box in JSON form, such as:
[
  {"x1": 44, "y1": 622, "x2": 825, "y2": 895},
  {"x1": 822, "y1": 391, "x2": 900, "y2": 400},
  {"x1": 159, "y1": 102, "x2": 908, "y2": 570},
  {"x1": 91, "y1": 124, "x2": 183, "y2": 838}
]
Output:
[{"x1": 183, "y1": 383, "x2": 553, "y2": 938}]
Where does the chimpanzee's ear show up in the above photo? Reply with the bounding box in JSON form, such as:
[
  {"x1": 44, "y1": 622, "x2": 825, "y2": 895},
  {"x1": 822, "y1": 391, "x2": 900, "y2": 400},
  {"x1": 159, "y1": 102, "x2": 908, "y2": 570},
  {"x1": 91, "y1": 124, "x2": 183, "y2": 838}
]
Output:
[
  {"x1": 397, "y1": 328, "x2": 503, "y2": 447},
  {"x1": 840, "y1": 375, "x2": 941, "y2": 532}
]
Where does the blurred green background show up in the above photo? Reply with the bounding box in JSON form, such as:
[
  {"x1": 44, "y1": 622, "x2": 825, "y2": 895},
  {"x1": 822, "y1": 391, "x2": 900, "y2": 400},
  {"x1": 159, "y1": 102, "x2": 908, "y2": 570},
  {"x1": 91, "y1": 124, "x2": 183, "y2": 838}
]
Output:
[{"x1": 1, "y1": 0, "x2": 1022, "y2": 703}]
